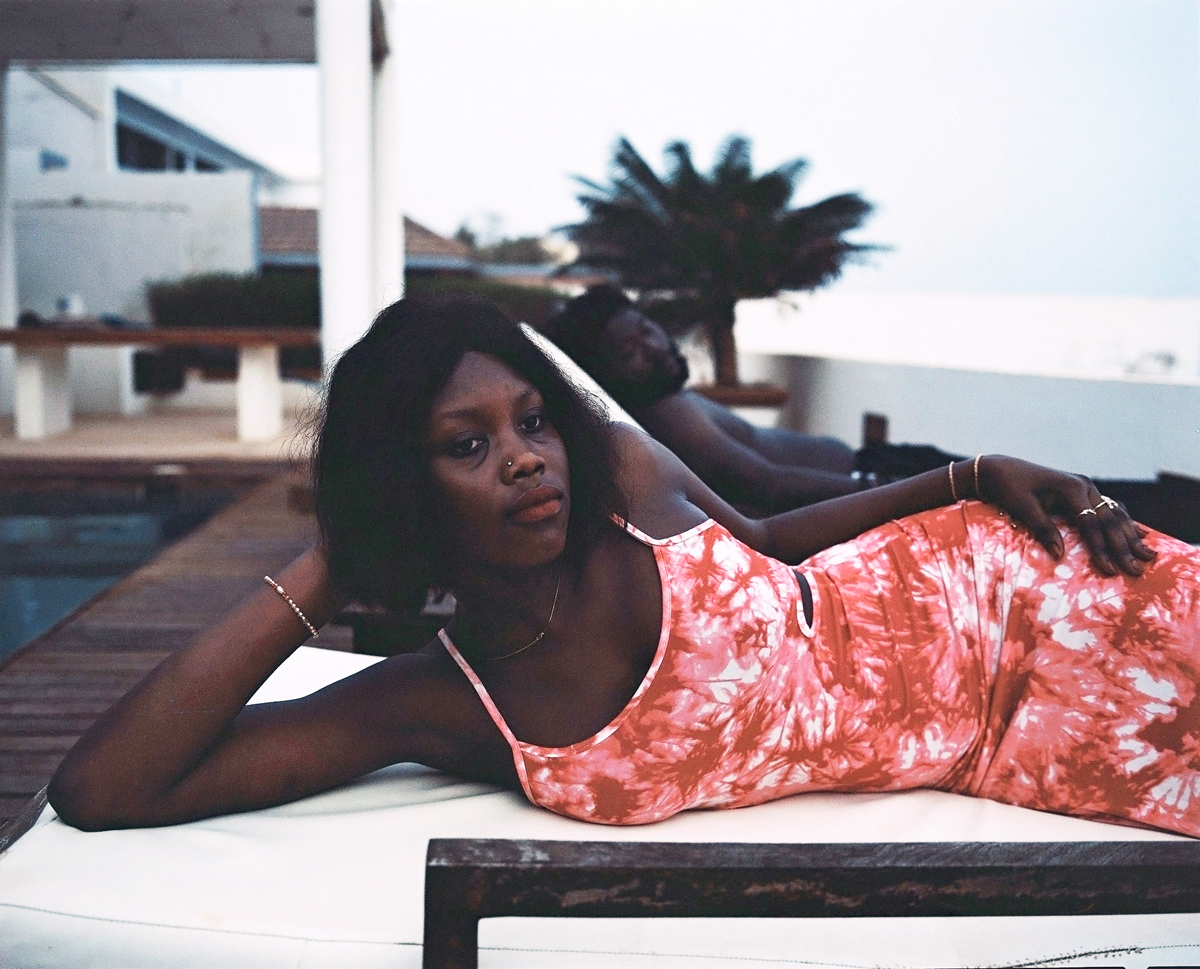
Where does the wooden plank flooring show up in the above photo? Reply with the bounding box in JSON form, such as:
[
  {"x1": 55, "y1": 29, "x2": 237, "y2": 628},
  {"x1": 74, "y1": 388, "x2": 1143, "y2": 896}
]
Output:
[{"x1": 0, "y1": 474, "x2": 351, "y2": 826}]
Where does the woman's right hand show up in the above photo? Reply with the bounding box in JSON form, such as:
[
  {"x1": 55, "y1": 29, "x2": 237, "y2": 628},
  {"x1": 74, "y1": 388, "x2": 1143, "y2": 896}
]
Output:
[{"x1": 974, "y1": 455, "x2": 1156, "y2": 577}]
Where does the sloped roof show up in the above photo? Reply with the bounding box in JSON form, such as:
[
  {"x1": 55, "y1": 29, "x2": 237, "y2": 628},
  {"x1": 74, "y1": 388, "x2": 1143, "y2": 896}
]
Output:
[
  {"x1": 117, "y1": 88, "x2": 283, "y2": 185},
  {"x1": 259, "y1": 206, "x2": 318, "y2": 257},
  {"x1": 259, "y1": 207, "x2": 474, "y2": 265},
  {"x1": 402, "y1": 218, "x2": 473, "y2": 260}
]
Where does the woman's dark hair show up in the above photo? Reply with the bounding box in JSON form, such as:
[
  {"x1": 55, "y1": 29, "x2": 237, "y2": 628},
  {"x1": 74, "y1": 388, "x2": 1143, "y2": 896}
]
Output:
[
  {"x1": 543, "y1": 283, "x2": 633, "y2": 378},
  {"x1": 313, "y1": 294, "x2": 625, "y2": 614}
]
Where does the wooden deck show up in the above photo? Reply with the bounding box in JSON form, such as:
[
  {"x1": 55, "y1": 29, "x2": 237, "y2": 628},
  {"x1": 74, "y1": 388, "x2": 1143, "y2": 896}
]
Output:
[{"x1": 0, "y1": 473, "x2": 351, "y2": 826}]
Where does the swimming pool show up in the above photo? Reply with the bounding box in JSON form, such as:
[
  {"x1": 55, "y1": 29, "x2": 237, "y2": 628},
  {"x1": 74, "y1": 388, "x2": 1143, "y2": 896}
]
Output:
[{"x1": 0, "y1": 483, "x2": 241, "y2": 662}]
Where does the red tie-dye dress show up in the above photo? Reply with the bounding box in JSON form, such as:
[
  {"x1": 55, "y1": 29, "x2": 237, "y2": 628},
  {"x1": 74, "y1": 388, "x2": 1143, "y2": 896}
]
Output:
[{"x1": 440, "y1": 501, "x2": 1200, "y2": 834}]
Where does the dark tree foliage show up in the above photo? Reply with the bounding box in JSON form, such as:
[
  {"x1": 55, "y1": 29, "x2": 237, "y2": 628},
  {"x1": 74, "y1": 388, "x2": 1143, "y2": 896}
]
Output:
[{"x1": 566, "y1": 136, "x2": 883, "y2": 385}]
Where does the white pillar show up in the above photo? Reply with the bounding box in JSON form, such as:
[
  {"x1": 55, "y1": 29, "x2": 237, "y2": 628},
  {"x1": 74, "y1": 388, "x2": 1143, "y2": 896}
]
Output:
[
  {"x1": 236, "y1": 344, "x2": 283, "y2": 442},
  {"x1": 0, "y1": 63, "x2": 16, "y2": 331},
  {"x1": 317, "y1": 0, "x2": 375, "y2": 372},
  {"x1": 372, "y1": 31, "x2": 405, "y2": 310},
  {"x1": 15, "y1": 348, "x2": 72, "y2": 440}
]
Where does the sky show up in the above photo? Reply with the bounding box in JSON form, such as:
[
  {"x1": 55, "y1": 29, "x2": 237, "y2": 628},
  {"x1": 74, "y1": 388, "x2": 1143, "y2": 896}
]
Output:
[{"x1": 123, "y1": 0, "x2": 1200, "y2": 299}]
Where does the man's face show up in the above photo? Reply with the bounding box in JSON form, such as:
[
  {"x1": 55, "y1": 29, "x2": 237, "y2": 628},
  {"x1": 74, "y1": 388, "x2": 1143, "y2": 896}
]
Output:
[{"x1": 598, "y1": 308, "x2": 690, "y2": 408}]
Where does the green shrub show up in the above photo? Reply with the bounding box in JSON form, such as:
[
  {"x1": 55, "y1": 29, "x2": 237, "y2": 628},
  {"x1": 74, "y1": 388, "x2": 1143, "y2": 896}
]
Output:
[
  {"x1": 146, "y1": 272, "x2": 319, "y2": 330},
  {"x1": 147, "y1": 272, "x2": 565, "y2": 335}
]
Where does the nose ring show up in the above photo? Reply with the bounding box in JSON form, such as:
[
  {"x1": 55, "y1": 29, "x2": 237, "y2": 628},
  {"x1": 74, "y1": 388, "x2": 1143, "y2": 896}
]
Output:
[{"x1": 506, "y1": 461, "x2": 513, "y2": 468}]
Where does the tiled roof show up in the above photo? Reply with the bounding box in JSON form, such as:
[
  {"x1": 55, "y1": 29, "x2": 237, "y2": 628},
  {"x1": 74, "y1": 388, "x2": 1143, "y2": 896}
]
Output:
[
  {"x1": 402, "y1": 217, "x2": 473, "y2": 260},
  {"x1": 259, "y1": 207, "x2": 317, "y2": 256},
  {"x1": 258, "y1": 207, "x2": 473, "y2": 261}
]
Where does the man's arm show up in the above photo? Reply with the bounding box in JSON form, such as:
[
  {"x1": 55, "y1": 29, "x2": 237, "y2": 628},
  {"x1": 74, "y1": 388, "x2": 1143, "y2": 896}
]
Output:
[
  {"x1": 636, "y1": 393, "x2": 858, "y2": 509},
  {"x1": 696, "y1": 395, "x2": 856, "y2": 472}
]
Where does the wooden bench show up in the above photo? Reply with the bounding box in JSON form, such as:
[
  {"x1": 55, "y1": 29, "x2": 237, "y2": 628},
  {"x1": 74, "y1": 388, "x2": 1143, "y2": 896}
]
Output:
[{"x1": 0, "y1": 326, "x2": 320, "y2": 442}]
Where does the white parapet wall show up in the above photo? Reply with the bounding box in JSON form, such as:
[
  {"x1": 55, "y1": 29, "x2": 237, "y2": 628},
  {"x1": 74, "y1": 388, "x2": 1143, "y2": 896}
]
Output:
[
  {"x1": 736, "y1": 291, "x2": 1200, "y2": 479},
  {"x1": 0, "y1": 169, "x2": 256, "y2": 417}
]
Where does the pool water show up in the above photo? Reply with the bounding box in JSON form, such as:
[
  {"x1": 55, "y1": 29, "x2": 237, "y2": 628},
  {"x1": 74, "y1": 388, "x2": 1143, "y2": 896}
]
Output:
[{"x1": 0, "y1": 485, "x2": 240, "y2": 663}]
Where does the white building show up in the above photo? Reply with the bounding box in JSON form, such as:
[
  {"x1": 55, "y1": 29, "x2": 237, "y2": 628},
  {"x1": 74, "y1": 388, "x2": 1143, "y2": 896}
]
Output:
[
  {"x1": 0, "y1": 0, "x2": 405, "y2": 436},
  {"x1": 1, "y1": 65, "x2": 292, "y2": 416}
]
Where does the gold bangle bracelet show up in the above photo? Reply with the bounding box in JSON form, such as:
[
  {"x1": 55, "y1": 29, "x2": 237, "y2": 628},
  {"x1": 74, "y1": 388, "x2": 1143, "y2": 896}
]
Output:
[
  {"x1": 264, "y1": 575, "x2": 319, "y2": 639},
  {"x1": 947, "y1": 460, "x2": 959, "y2": 502},
  {"x1": 973, "y1": 454, "x2": 983, "y2": 499}
]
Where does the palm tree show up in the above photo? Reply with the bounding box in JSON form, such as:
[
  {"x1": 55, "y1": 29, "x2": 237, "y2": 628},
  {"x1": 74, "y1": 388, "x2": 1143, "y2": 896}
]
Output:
[{"x1": 566, "y1": 136, "x2": 882, "y2": 386}]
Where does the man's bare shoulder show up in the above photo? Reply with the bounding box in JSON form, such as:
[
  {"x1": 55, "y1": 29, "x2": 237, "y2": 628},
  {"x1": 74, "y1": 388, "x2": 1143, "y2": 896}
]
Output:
[{"x1": 635, "y1": 390, "x2": 724, "y2": 438}]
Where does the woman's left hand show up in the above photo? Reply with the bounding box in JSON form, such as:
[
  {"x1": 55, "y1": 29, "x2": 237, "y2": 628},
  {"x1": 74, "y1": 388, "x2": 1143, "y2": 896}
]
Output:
[{"x1": 976, "y1": 455, "x2": 1156, "y2": 577}]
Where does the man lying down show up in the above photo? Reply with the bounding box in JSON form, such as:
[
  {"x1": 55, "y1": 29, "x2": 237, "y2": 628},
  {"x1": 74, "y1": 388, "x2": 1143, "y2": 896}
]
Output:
[{"x1": 543, "y1": 283, "x2": 963, "y2": 513}]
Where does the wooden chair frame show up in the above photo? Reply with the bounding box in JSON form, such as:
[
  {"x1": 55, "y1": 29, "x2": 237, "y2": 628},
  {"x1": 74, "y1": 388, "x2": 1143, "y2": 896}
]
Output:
[{"x1": 424, "y1": 837, "x2": 1200, "y2": 969}]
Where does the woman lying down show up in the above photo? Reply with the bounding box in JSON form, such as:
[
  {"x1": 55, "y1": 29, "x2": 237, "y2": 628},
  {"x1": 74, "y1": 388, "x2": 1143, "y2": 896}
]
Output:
[{"x1": 49, "y1": 295, "x2": 1200, "y2": 835}]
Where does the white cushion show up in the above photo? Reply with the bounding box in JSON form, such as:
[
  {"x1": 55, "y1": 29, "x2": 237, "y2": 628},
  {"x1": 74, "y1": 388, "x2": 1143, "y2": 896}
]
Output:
[
  {"x1": 1, "y1": 647, "x2": 1196, "y2": 968},
  {"x1": 521, "y1": 323, "x2": 643, "y2": 429}
]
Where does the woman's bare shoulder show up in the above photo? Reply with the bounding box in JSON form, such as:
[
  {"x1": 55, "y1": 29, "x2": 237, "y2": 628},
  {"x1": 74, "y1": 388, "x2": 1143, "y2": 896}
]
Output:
[
  {"x1": 610, "y1": 421, "x2": 685, "y2": 474},
  {"x1": 606, "y1": 420, "x2": 768, "y2": 548},
  {"x1": 607, "y1": 422, "x2": 712, "y2": 538}
]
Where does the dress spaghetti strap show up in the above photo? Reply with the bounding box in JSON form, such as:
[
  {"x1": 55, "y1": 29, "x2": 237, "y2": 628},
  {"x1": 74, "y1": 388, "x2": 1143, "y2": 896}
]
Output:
[
  {"x1": 437, "y1": 629, "x2": 534, "y2": 801},
  {"x1": 612, "y1": 514, "x2": 719, "y2": 547}
]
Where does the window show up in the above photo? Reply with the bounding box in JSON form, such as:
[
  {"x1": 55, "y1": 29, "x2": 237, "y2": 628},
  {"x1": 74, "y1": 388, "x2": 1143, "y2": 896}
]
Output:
[
  {"x1": 39, "y1": 149, "x2": 68, "y2": 172},
  {"x1": 117, "y1": 123, "x2": 167, "y2": 171},
  {"x1": 116, "y1": 122, "x2": 225, "y2": 173}
]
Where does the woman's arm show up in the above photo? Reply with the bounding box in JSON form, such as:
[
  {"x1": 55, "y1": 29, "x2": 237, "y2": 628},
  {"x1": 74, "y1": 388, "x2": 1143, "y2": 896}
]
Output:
[
  {"x1": 622, "y1": 427, "x2": 1154, "y2": 576},
  {"x1": 751, "y1": 455, "x2": 1152, "y2": 576},
  {"x1": 47, "y1": 550, "x2": 455, "y2": 830}
]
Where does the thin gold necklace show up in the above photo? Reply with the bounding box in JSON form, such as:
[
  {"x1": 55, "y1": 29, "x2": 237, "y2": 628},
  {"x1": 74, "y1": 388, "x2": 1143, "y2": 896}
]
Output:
[{"x1": 485, "y1": 574, "x2": 562, "y2": 661}]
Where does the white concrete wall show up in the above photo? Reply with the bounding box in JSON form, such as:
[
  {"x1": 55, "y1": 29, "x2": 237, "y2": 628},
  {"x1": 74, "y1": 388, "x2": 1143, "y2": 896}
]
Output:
[
  {"x1": 736, "y1": 292, "x2": 1200, "y2": 479},
  {"x1": 5, "y1": 68, "x2": 109, "y2": 178},
  {"x1": 737, "y1": 292, "x2": 1200, "y2": 383},
  {"x1": 0, "y1": 169, "x2": 255, "y2": 415}
]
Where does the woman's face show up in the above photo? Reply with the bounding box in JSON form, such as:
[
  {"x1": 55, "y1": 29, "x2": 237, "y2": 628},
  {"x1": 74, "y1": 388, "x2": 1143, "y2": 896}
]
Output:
[{"x1": 426, "y1": 352, "x2": 571, "y2": 574}]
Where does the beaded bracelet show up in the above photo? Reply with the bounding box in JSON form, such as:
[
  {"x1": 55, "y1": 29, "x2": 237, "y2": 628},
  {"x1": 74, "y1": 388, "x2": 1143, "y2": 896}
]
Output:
[
  {"x1": 264, "y1": 575, "x2": 318, "y2": 639},
  {"x1": 947, "y1": 460, "x2": 959, "y2": 502}
]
